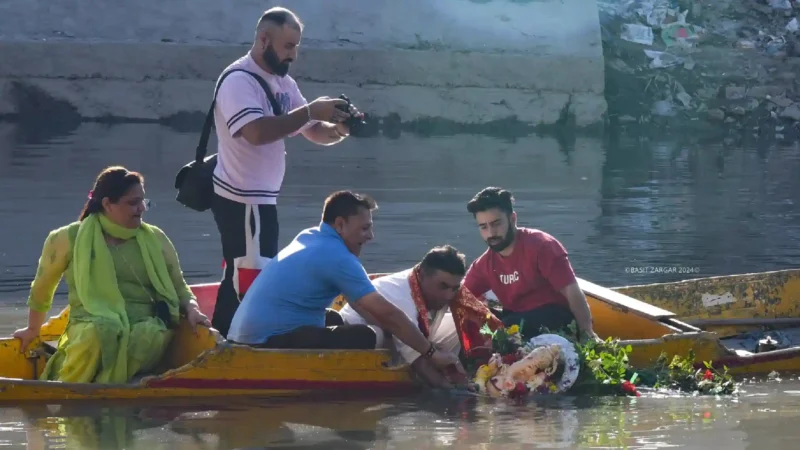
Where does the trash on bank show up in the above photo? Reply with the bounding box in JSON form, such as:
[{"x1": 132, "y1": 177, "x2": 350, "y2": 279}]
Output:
[
  {"x1": 737, "y1": 39, "x2": 757, "y2": 49},
  {"x1": 621, "y1": 23, "x2": 655, "y2": 45},
  {"x1": 601, "y1": 0, "x2": 800, "y2": 140},
  {"x1": 781, "y1": 104, "x2": 800, "y2": 121},
  {"x1": 635, "y1": 0, "x2": 682, "y2": 28},
  {"x1": 644, "y1": 49, "x2": 683, "y2": 68},
  {"x1": 765, "y1": 36, "x2": 787, "y2": 56},
  {"x1": 652, "y1": 99, "x2": 677, "y2": 117},
  {"x1": 768, "y1": 0, "x2": 793, "y2": 10},
  {"x1": 661, "y1": 22, "x2": 704, "y2": 47},
  {"x1": 676, "y1": 91, "x2": 692, "y2": 108}
]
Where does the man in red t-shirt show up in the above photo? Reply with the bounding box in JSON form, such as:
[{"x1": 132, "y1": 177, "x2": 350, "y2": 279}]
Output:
[{"x1": 462, "y1": 187, "x2": 600, "y2": 342}]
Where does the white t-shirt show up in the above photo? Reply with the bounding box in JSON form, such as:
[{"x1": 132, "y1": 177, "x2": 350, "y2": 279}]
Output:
[
  {"x1": 340, "y1": 269, "x2": 459, "y2": 364},
  {"x1": 212, "y1": 52, "x2": 314, "y2": 205}
]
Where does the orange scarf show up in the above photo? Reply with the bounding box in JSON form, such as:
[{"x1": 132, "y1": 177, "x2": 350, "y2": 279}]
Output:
[{"x1": 408, "y1": 266, "x2": 503, "y2": 355}]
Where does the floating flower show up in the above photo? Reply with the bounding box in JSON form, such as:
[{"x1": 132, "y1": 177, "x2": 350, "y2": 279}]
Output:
[
  {"x1": 621, "y1": 380, "x2": 640, "y2": 397},
  {"x1": 703, "y1": 369, "x2": 714, "y2": 381},
  {"x1": 507, "y1": 324, "x2": 520, "y2": 335},
  {"x1": 508, "y1": 381, "x2": 529, "y2": 399},
  {"x1": 473, "y1": 364, "x2": 494, "y2": 391}
]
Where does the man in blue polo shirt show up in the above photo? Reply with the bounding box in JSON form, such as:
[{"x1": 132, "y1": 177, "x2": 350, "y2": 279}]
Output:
[{"x1": 228, "y1": 191, "x2": 466, "y2": 373}]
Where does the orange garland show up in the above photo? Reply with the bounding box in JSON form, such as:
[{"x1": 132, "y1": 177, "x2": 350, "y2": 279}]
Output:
[{"x1": 408, "y1": 266, "x2": 503, "y2": 355}]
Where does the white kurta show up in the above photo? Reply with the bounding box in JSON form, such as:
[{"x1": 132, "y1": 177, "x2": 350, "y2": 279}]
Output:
[{"x1": 339, "y1": 268, "x2": 460, "y2": 364}]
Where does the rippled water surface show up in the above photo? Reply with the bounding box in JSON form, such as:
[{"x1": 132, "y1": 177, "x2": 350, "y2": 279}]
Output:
[
  {"x1": 0, "y1": 123, "x2": 799, "y2": 448},
  {"x1": 2, "y1": 381, "x2": 800, "y2": 449}
]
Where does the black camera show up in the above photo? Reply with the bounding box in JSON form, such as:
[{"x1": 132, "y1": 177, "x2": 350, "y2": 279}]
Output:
[{"x1": 335, "y1": 94, "x2": 369, "y2": 137}]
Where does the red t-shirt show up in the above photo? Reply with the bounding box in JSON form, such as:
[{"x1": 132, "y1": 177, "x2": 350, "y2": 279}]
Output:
[{"x1": 463, "y1": 228, "x2": 577, "y2": 312}]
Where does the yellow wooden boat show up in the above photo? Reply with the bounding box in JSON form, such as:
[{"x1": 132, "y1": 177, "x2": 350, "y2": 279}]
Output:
[
  {"x1": 0, "y1": 282, "x2": 418, "y2": 402},
  {"x1": 613, "y1": 268, "x2": 800, "y2": 337},
  {"x1": 597, "y1": 269, "x2": 800, "y2": 374},
  {"x1": 2, "y1": 270, "x2": 800, "y2": 402}
]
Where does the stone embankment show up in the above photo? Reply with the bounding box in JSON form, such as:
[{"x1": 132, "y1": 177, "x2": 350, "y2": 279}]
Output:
[
  {"x1": 601, "y1": 0, "x2": 800, "y2": 141},
  {"x1": 0, "y1": 0, "x2": 608, "y2": 137}
]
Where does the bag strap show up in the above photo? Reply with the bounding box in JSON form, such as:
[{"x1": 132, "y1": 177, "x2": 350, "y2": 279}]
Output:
[{"x1": 194, "y1": 68, "x2": 283, "y2": 164}]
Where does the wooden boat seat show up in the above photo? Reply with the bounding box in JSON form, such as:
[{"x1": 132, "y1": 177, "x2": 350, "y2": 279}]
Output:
[
  {"x1": 579, "y1": 278, "x2": 677, "y2": 319},
  {"x1": 578, "y1": 277, "x2": 700, "y2": 336}
]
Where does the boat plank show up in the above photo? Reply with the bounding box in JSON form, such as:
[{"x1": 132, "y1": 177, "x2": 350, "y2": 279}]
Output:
[{"x1": 579, "y1": 278, "x2": 676, "y2": 320}]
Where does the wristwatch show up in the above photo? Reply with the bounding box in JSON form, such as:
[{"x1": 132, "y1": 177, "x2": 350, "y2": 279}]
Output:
[{"x1": 423, "y1": 342, "x2": 436, "y2": 359}]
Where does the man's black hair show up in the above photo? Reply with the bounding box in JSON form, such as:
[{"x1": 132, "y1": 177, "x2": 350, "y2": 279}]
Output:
[
  {"x1": 322, "y1": 191, "x2": 378, "y2": 224},
  {"x1": 419, "y1": 245, "x2": 467, "y2": 277},
  {"x1": 466, "y1": 186, "x2": 514, "y2": 216}
]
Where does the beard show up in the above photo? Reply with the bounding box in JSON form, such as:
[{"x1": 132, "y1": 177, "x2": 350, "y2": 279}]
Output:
[
  {"x1": 263, "y1": 44, "x2": 291, "y2": 77},
  {"x1": 486, "y1": 222, "x2": 516, "y2": 253}
]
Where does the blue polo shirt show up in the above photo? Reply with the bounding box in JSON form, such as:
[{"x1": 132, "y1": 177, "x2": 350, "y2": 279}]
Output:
[{"x1": 227, "y1": 223, "x2": 377, "y2": 344}]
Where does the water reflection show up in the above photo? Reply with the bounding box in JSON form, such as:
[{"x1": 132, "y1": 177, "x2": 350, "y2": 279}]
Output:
[
  {"x1": 3, "y1": 382, "x2": 800, "y2": 448},
  {"x1": 1, "y1": 123, "x2": 798, "y2": 310}
]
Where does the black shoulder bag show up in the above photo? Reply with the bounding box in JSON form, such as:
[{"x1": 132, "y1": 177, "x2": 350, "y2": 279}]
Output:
[{"x1": 174, "y1": 69, "x2": 283, "y2": 212}]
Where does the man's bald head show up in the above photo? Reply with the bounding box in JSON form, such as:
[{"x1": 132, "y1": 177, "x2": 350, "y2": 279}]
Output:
[
  {"x1": 253, "y1": 7, "x2": 303, "y2": 77},
  {"x1": 256, "y1": 7, "x2": 303, "y2": 37}
]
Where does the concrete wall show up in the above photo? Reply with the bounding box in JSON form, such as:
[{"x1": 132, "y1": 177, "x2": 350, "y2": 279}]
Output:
[{"x1": 0, "y1": 0, "x2": 607, "y2": 129}]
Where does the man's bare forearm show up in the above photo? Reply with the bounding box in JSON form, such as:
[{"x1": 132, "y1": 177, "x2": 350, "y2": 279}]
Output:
[
  {"x1": 356, "y1": 307, "x2": 381, "y2": 327},
  {"x1": 238, "y1": 106, "x2": 311, "y2": 145},
  {"x1": 563, "y1": 286, "x2": 594, "y2": 334},
  {"x1": 375, "y1": 306, "x2": 432, "y2": 356},
  {"x1": 302, "y1": 122, "x2": 345, "y2": 146}
]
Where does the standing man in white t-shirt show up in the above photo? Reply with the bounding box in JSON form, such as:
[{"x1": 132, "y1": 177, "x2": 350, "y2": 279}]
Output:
[{"x1": 210, "y1": 7, "x2": 361, "y2": 337}]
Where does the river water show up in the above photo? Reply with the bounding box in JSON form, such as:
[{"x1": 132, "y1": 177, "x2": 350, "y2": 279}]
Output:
[{"x1": 0, "y1": 122, "x2": 799, "y2": 448}]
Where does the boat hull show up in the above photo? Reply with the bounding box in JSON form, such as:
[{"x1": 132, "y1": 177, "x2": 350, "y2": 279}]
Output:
[
  {"x1": 613, "y1": 268, "x2": 800, "y2": 337},
  {"x1": 4, "y1": 270, "x2": 800, "y2": 401},
  {"x1": 0, "y1": 322, "x2": 418, "y2": 402},
  {"x1": 622, "y1": 331, "x2": 800, "y2": 375},
  {"x1": 0, "y1": 283, "x2": 418, "y2": 403}
]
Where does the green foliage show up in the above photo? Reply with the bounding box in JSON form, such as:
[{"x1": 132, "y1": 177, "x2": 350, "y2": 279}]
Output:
[
  {"x1": 571, "y1": 337, "x2": 636, "y2": 395},
  {"x1": 636, "y1": 352, "x2": 738, "y2": 395},
  {"x1": 564, "y1": 322, "x2": 739, "y2": 396},
  {"x1": 479, "y1": 322, "x2": 522, "y2": 355}
]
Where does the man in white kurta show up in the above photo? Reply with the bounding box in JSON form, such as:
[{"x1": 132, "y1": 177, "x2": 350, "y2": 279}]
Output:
[
  {"x1": 339, "y1": 268, "x2": 461, "y2": 365},
  {"x1": 338, "y1": 245, "x2": 503, "y2": 389}
]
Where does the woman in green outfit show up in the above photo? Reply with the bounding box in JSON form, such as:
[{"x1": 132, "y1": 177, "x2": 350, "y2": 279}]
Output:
[{"x1": 13, "y1": 165, "x2": 211, "y2": 383}]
